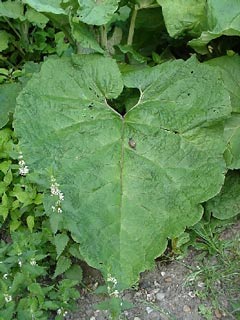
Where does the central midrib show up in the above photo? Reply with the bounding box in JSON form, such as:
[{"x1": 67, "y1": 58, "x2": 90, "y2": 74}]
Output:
[{"x1": 119, "y1": 116, "x2": 125, "y2": 270}]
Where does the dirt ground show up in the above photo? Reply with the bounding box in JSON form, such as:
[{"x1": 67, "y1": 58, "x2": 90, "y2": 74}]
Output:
[{"x1": 67, "y1": 222, "x2": 240, "y2": 320}]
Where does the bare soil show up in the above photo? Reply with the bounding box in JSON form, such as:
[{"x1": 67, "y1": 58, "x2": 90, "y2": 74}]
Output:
[{"x1": 67, "y1": 222, "x2": 240, "y2": 320}]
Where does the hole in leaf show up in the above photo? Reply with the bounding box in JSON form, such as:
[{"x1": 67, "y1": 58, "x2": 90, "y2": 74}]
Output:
[{"x1": 107, "y1": 87, "x2": 140, "y2": 116}]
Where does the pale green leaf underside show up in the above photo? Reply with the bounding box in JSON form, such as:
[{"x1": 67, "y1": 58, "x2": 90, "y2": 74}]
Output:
[
  {"x1": 189, "y1": 0, "x2": 240, "y2": 54},
  {"x1": 224, "y1": 114, "x2": 240, "y2": 169},
  {"x1": 157, "y1": 0, "x2": 207, "y2": 38},
  {"x1": 22, "y1": 0, "x2": 65, "y2": 14},
  {"x1": 78, "y1": 0, "x2": 120, "y2": 25},
  {"x1": 14, "y1": 55, "x2": 231, "y2": 290},
  {"x1": 206, "y1": 55, "x2": 240, "y2": 113},
  {"x1": 206, "y1": 170, "x2": 240, "y2": 220},
  {"x1": 206, "y1": 55, "x2": 240, "y2": 169}
]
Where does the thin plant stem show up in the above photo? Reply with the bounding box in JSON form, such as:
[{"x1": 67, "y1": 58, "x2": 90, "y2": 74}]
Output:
[
  {"x1": 127, "y1": 5, "x2": 138, "y2": 46},
  {"x1": 100, "y1": 25, "x2": 108, "y2": 50},
  {"x1": 3, "y1": 17, "x2": 21, "y2": 39}
]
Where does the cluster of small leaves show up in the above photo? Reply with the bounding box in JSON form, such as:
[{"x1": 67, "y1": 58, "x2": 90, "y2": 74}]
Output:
[
  {"x1": 0, "y1": 0, "x2": 73, "y2": 69},
  {"x1": 0, "y1": 127, "x2": 43, "y2": 231},
  {"x1": 0, "y1": 126, "x2": 83, "y2": 320}
]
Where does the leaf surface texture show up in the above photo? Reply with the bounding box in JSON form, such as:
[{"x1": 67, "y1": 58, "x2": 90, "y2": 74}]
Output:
[{"x1": 14, "y1": 55, "x2": 231, "y2": 289}]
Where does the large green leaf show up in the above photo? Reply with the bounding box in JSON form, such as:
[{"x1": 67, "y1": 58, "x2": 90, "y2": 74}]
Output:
[
  {"x1": 206, "y1": 55, "x2": 240, "y2": 113},
  {"x1": 0, "y1": 0, "x2": 23, "y2": 19},
  {"x1": 189, "y1": 0, "x2": 240, "y2": 54},
  {"x1": 157, "y1": 0, "x2": 207, "y2": 38},
  {"x1": 14, "y1": 55, "x2": 231, "y2": 290},
  {"x1": 206, "y1": 55, "x2": 240, "y2": 169},
  {"x1": 206, "y1": 170, "x2": 240, "y2": 220},
  {"x1": 25, "y1": 7, "x2": 49, "y2": 28},
  {"x1": 224, "y1": 114, "x2": 240, "y2": 169},
  {"x1": 0, "y1": 83, "x2": 22, "y2": 129},
  {"x1": 70, "y1": 18, "x2": 104, "y2": 53},
  {"x1": 22, "y1": 0, "x2": 65, "y2": 15},
  {"x1": 77, "y1": 0, "x2": 120, "y2": 25}
]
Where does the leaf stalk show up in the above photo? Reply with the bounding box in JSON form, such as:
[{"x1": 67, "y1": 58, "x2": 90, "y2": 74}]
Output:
[{"x1": 127, "y1": 5, "x2": 138, "y2": 46}]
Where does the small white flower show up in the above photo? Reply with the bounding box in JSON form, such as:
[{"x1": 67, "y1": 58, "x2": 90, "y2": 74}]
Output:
[
  {"x1": 4, "y1": 294, "x2": 12, "y2": 303},
  {"x1": 30, "y1": 258, "x2": 36, "y2": 266},
  {"x1": 51, "y1": 184, "x2": 60, "y2": 196},
  {"x1": 18, "y1": 152, "x2": 29, "y2": 176},
  {"x1": 59, "y1": 192, "x2": 64, "y2": 201},
  {"x1": 106, "y1": 274, "x2": 119, "y2": 296},
  {"x1": 19, "y1": 165, "x2": 29, "y2": 176},
  {"x1": 3, "y1": 273, "x2": 8, "y2": 279},
  {"x1": 110, "y1": 290, "x2": 119, "y2": 298},
  {"x1": 18, "y1": 259, "x2": 22, "y2": 267},
  {"x1": 57, "y1": 308, "x2": 68, "y2": 317},
  {"x1": 57, "y1": 207, "x2": 63, "y2": 214},
  {"x1": 107, "y1": 274, "x2": 117, "y2": 286},
  {"x1": 50, "y1": 176, "x2": 64, "y2": 214}
]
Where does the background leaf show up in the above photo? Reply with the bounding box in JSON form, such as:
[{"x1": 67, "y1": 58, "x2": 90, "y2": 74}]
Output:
[
  {"x1": 189, "y1": 0, "x2": 240, "y2": 54},
  {"x1": 54, "y1": 256, "x2": 71, "y2": 278},
  {"x1": 206, "y1": 55, "x2": 240, "y2": 113},
  {"x1": 206, "y1": 55, "x2": 240, "y2": 169},
  {"x1": 206, "y1": 170, "x2": 240, "y2": 220},
  {"x1": 27, "y1": 215, "x2": 35, "y2": 232},
  {"x1": 70, "y1": 18, "x2": 104, "y2": 53},
  {"x1": 64, "y1": 264, "x2": 83, "y2": 283},
  {"x1": 223, "y1": 114, "x2": 240, "y2": 170},
  {"x1": 77, "y1": 0, "x2": 120, "y2": 25},
  {"x1": 157, "y1": 0, "x2": 207, "y2": 38},
  {"x1": 0, "y1": 31, "x2": 11, "y2": 52},
  {"x1": 0, "y1": 83, "x2": 22, "y2": 129},
  {"x1": 54, "y1": 233, "x2": 69, "y2": 258},
  {"x1": 22, "y1": 0, "x2": 65, "y2": 15},
  {"x1": 0, "y1": 0, "x2": 24, "y2": 19}
]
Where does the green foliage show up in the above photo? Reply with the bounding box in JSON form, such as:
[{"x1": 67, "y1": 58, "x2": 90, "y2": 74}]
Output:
[
  {"x1": 14, "y1": 53, "x2": 232, "y2": 289},
  {"x1": 189, "y1": 0, "x2": 240, "y2": 54},
  {"x1": 206, "y1": 170, "x2": 240, "y2": 220},
  {"x1": 0, "y1": 228, "x2": 80, "y2": 320},
  {"x1": 77, "y1": 0, "x2": 120, "y2": 25},
  {"x1": 0, "y1": 126, "x2": 82, "y2": 319},
  {"x1": 157, "y1": 0, "x2": 207, "y2": 38},
  {"x1": 0, "y1": 84, "x2": 22, "y2": 128},
  {"x1": 185, "y1": 219, "x2": 240, "y2": 319},
  {"x1": 206, "y1": 55, "x2": 240, "y2": 169},
  {"x1": 22, "y1": 0, "x2": 65, "y2": 15}
]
